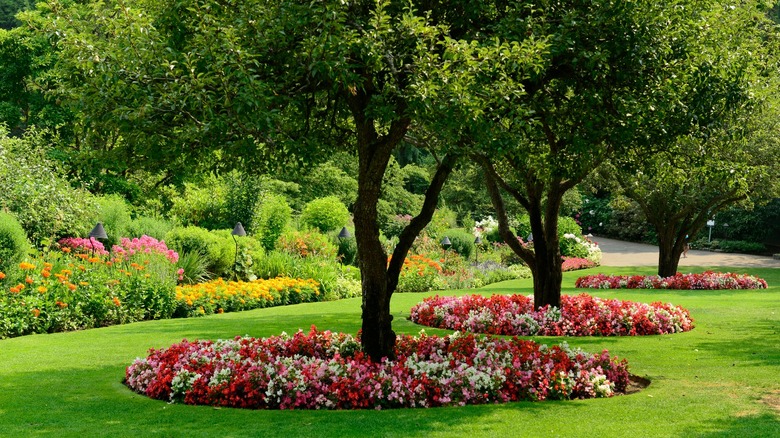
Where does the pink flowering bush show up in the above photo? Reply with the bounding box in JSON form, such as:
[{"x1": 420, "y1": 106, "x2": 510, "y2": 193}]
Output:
[
  {"x1": 112, "y1": 235, "x2": 179, "y2": 264},
  {"x1": 125, "y1": 326, "x2": 629, "y2": 410},
  {"x1": 409, "y1": 294, "x2": 694, "y2": 336},
  {"x1": 575, "y1": 271, "x2": 768, "y2": 290},
  {"x1": 562, "y1": 257, "x2": 597, "y2": 272},
  {"x1": 57, "y1": 237, "x2": 109, "y2": 255}
]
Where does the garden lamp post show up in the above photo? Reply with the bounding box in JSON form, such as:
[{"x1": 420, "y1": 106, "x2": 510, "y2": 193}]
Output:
[
  {"x1": 231, "y1": 222, "x2": 246, "y2": 275},
  {"x1": 441, "y1": 236, "x2": 451, "y2": 265},
  {"x1": 474, "y1": 236, "x2": 482, "y2": 264},
  {"x1": 88, "y1": 222, "x2": 108, "y2": 255}
]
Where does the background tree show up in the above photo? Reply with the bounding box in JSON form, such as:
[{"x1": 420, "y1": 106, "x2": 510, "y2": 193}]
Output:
[
  {"x1": 605, "y1": 1, "x2": 780, "y2": 277},
  {"x1": 470, "y1": 0, "x2": 764, "y2": 308}
]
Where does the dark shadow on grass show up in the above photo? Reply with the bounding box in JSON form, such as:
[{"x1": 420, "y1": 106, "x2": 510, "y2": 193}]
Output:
[
  {"x1": 693, "y1": 319, "x2": 780, "y2": 368},
  {"x1": 686, "y1": 413, "x2": 779, "y2": 437}
]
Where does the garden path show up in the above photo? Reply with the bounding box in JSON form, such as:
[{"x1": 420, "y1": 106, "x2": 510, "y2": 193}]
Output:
[{"x1": 594, "y1": 236, "x2": 780, "y2": 268}]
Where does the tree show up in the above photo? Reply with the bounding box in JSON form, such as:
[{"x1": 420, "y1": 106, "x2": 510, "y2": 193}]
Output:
[
  {"x1": 469, "y1": 0, "x2": 764, "y2": 308},
  {"x1": 606, "y1": 1, "x2": 780, "y2": 277},
  {"x1": 35, "y1": 0, "x2": 545, "y2": 361}
]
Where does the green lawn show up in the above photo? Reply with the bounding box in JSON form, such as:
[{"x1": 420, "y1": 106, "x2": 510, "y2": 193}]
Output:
[{"x1": 1, "y1": 266, "x2": 778, "y2": 437}]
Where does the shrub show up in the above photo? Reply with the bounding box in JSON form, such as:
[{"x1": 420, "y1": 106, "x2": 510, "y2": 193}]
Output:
[
  {"x1": 299, "y1": 196, "x2": 350, "y2": 234},
  {"x1": 334, "y1": 230, "x2": 358, "y2": 266},
  {"x1": 714, "y1": 240, "x2": 766, "y2": 254},
  {"x1": 277, "y1": 230, "x2": 337, "y2": 259},
  {"x1": 0, "y1": 211, "x2": 30, "y2": 274},
  {"x1": 164, "y1": 226, "x2": 234, "y2": 278},
  {"x1": 424, "y1": 207, "x2": 458, "y2": 240},
  {"x1": 0, "y1": 129, "x2": 97, "y2": 245},
  {"x1": 211, "y1": 230, "x2": 265, "y2": 281},
  {"x1": 95, "y1": 194, "x2": 132, "y2": 246},
  {"x1": 442, "y1": 228, "x2": 475, "y2": 260},
  {"x1": 253, "y1": 194, "x2": 292, "y2": 251},
  {"x1": 169, "y1": 176, "x2": 229, "y2": 229},
  {"x1": 126, "y1": 215, "x2": 176, "y2": 241}
]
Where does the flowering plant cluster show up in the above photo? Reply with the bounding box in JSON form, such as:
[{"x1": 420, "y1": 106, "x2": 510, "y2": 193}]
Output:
[
  {"x1": 562, "y1": 257, "x2": 597, "y2": 272},
  {"x1": 409, "y1": 293, "x2": 694, "y2": 336},
  {"x1": 575, "y1": 271, "x2": 768, "y2": 290},
  {"x1": 394, "y1": 254, "x2": 445, "y2": 292},
  {"x1": 561, "y1": 234, "x2": 602, "y2": 265},
  {"x1": 0, "y1": 252, "x2": 177, "y2": 338},
  {"x1": 174, "y1": 277, "x2": 320, "y2": 317},
  {"x1": 125, "y1": 326, "x2": 630, "y2": 410},
  {"x1": 112, "y1": 235, "x2": 179, "y2": 264},
  {"x1": 57, "y1": 237, "x2": 108, "y2": 255}
]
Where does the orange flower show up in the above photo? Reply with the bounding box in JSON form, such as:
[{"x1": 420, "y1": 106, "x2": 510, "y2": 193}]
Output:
[
  {"x1": 0, "y1": 272, "x2": 5, "y2": 280},
  {"x1": 41, "y1": 271, "x2": 51, "y2": 278},
  {"x1": 56, "y1": 301, "x2": 68, "y2": 308},
  {"x1": 9, "y1": 286, "x2": 20, "y2": 294},
  {"x1": 19, "y1": 262, "x2": 36, "y2": 270},
  {"x1": 32, "y1": 308, "x2": 40, "y2": 317},
  {"x1": 112, "y1": 297, "x2": 121, "y2": 307},
  {"x1": 25, "y1": 276, "x2": 34, "y2": 284},
  {"x1": 67, "y1": 283, "x2": 77, "y2": 291},
  {"x1": 62, "y1": 247, "x2": 71, "y2": 253}
]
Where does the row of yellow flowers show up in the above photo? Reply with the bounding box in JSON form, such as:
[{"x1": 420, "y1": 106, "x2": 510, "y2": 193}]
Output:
[{"x1": 173, "y1": 277, "x2": 321, "y2": 317}]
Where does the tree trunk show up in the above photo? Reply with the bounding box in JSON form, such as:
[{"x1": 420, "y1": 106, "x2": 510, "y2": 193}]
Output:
[
  {"x1": 528, "y1": 194, "x2": 563, "y2": 309},
  {"x1": 656, "y1": 226, "x2": 683, "y2": 277}
]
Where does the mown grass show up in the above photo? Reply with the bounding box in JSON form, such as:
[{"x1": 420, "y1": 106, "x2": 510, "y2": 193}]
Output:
[{"x1": 0, "y1": 266, "x2": 778, "y2": 437}]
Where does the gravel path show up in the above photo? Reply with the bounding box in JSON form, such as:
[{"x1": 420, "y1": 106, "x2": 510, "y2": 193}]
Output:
[{"x1": 593, "y1": 236, "x2": 780, "y2": 268}]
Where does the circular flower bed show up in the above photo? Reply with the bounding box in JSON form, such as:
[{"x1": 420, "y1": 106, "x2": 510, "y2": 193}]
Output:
[
  {"x1": 575, "y1": 271, "x2": 767, "y2": 290},
  {"x1": 125, "y1": 327, "x2": 630, "y2": 409},
  {"x1": 409, "y1": 294, "x2": 693, "y2": 336}
]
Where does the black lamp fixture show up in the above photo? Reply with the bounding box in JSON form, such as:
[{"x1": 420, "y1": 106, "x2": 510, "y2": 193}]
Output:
[
  {"x1": 338, "y1": 226, "x2": 352, "y2": 239},
  {"x1": 88, "y1": 222, "x2": 108, "y2": 255},
  {"x1": 441, "y1": 236, "x2": 451, "y2": 264},
  {"x1": 474, "y1": 236, "x2": 482, "y2": 263},
  {"x1": 231, "y1": 222, "x2": 246, "y2": 273}
]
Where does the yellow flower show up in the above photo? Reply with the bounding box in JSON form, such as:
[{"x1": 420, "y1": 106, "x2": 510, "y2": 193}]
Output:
[{"x1": 19, "y1": 262, "x2": 36, "y2": 270}]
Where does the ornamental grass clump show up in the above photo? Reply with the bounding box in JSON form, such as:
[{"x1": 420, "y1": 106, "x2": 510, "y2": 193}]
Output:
[
  {"x1": 173, "y1": 277, "x2": 320, "y2": 317},
  {"x1": 125, "y1": 326, "x2": 630, "y2": 410},
  {"x1": 575, "y1": 271, "x2": 768, "y2": 290},
  {"x1": 409, "y1": 294, "x2": 694, "y2": 336}
]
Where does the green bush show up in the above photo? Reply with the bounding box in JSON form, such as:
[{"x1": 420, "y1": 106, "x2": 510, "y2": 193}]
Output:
[
  {"x1": 557, "y1": 216, "x2": 583, "y2": 239},
  {"x1": 299, "y1": 162, "x2": 358, "y2": 207},
  {"x1": 169, "y1": 176, "x2": 229, "y2": 229},
  {"x1": 277, "y1": 230, "x2": 338, "y2": 259},
  {"x1": 126, "y1": 215, "x2": 176, "y2": 241},
  {"x1": 164, "y1": 226, "x2": 234, "y2": 278},
  {"x1": 0, "y1": 211, "x2": 30, "y2": 273},
  {"x1": 424, "y1": 208, "x2": 458, "y2": 240},
  {"x1": 443, "y1": 228, "x2": 475, "y2": 260},
  {"x1": 95, "y1": 194, "x2": 132, "y2": 246},
  {"x1": 712, "y1": 240, "x2": 766, "y2": 254},
  {"x1": 335, "y1": 230, "x2": 358, "y2": 266},
  {"x1": 299, "y1": 196, "x2": 350, "y2": 234},
  {"x1": 210, "y1": 230, "x2": 265, "y2": 281},
  {"x1": 0, "y1": 129, "x2": 97, "y2": 245},
  {"x1": 253, "y1": 194, "x2": 292, "y2": 251}
]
